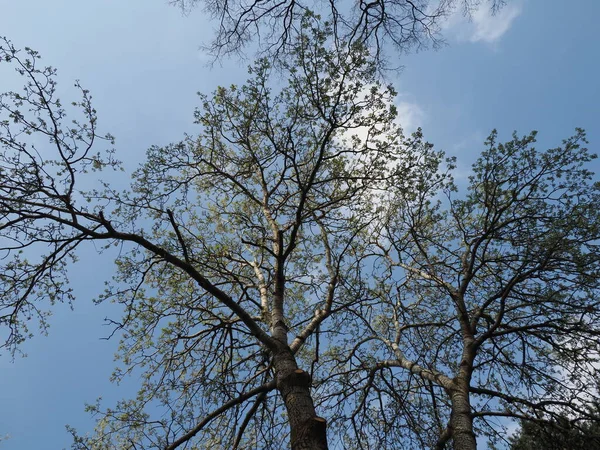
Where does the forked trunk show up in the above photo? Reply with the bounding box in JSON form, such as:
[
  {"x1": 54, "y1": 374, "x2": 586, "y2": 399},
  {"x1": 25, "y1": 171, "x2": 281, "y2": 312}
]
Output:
[{"x1": 272, "y1": 347, "x2": 328, "y2": 450}]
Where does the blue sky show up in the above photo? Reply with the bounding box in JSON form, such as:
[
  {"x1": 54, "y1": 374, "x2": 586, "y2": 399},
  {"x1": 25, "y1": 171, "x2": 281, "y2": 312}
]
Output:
[{"x1": 0, "y1": 0, "x2": 599, "y2": 448}]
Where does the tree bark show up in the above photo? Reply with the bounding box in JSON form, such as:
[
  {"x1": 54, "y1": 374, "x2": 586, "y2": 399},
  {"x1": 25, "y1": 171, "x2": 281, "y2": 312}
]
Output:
[
  {"x1": 449, "y1": 379, "x2": 477, "y2": 450},
  {"x1": 272, "y1": 346, "x2": 328, "y2": 450}
]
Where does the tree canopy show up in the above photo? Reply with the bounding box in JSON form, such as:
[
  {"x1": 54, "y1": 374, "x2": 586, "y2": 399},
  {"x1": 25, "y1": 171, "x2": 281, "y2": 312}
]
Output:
[
  {"x1": 321, "y1": 127, "x2": 600, "y2": 449},
  {"x1": 170, "y1": 0, "x2": 508, "y2": 65},
  {"x1": 1, "y1": 13, "x2": 600, "y2": 450},
  {"x1": 509, "y1": 413, "x2": 600, "y2": 450},
  {"x1": 0, "y1": 22, "x2": 437, "y2": 448}
]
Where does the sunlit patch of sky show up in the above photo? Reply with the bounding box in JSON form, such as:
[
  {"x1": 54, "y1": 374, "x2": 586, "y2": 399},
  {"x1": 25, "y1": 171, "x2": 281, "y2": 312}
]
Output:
[{"x1": 442, "y1": 1, "x2": 524, "y2": 44}]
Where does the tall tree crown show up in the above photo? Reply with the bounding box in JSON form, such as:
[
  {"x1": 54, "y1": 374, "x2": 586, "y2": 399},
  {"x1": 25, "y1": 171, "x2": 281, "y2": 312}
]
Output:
[{"x1": 2, "y1": 15, "x2": 600, "y2": 449}]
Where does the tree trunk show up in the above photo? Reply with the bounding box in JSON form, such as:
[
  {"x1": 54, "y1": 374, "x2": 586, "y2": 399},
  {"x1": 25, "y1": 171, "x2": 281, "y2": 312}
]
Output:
[
  {"x1": 272, "y1": 346, "x2": 328, "y2": 450},
  {"x1": 449, "y1": 381, "x2": 476, "y2": 450}
]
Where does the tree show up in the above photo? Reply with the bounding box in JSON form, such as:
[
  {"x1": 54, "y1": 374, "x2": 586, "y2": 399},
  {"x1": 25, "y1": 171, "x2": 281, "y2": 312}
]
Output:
[
  {"x1": 3, "y1": 16, "x2": 600, "y2": 450},
  {"x1": 0, "y1": 20, "x2": 442, "y2": 448},
  {"x1": 509, "y1": 415, "x2": 600, "y2": 450},
  {"x1": 314, "y1": 129, "x2": 600, "y2": 449},
  {"x1": 170, "y1": 0, "x2": 508, "y2": 65}
]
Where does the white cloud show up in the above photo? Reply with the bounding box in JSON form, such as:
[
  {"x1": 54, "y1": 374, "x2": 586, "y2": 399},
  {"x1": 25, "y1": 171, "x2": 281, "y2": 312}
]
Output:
[
  {"x1": 339, "y1": 85, "x2": 426, "y2": 142},
  {"x1": 395, "y1": 100, "x2": 425, "y2": 134},
  {"x1": 442, "y1": 2, "x2": 522, "y2": 45},
  {"x1": 469, "y1": 3, "x2": 522, "y2": 43}
]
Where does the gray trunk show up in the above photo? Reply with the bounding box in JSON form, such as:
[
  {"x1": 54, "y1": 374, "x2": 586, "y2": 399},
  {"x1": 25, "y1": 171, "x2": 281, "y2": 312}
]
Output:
[
  {"x1": 272, "y1": 347, "x2": 328, "y2": 450},
  {"x1": 449, "y1": 384, "x2": 476, "y2": 450}
]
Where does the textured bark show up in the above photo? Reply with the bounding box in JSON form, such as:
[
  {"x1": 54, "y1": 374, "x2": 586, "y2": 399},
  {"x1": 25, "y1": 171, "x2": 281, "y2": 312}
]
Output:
[
  {"x1": 272, "y1": 347, "x2": 328, "y2": 450},
  {"x1": 449, "y1": 379, "x2": 476, "y2": 450},
  {"x1": 448, "y1": 293, "x2": 477, "y2": 450}
]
